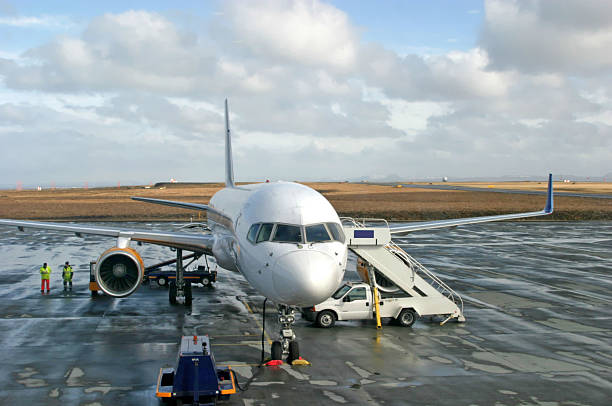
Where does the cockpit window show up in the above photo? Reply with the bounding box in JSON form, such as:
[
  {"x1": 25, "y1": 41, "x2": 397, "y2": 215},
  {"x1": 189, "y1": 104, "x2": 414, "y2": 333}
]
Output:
[
  {"x1": 332, "y1": 284, "x2": 351, "y2": 299},
  {"x1": 326, "y1": 223, "x2": 345, "y2": 243},
  {"x1": 272, "y1": 224, "x2": 303, "y2": 243},
  {"x1": 256, "y1": 223, "x2": 274, "y2": 243},
  {"x1": 305, "y1": 224, "x2": 331, "y2": 242},
  {"x1": 250, "y1": 221, "x2": 344, "y2": 244},
  {"x1": 247, "y1": 223, "x2": 260, "y2": 243}
]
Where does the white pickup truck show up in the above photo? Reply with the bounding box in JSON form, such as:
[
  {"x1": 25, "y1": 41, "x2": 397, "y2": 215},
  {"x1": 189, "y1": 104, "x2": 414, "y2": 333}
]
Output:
[{"x1": 301, "y1": 281, "x2": 418, "y2": 328}]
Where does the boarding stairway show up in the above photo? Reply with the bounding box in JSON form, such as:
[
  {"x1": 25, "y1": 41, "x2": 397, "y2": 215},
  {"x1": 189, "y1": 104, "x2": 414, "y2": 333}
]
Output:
[{"x1": 342, "y1": 218, "x2": 465, "y2": 323}]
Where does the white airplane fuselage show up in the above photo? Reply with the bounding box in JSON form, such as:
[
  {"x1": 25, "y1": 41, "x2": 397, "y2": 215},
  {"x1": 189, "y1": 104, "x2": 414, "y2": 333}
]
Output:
[{"x1": 207, "y1": 181, "x2": 347, "y2": 306}]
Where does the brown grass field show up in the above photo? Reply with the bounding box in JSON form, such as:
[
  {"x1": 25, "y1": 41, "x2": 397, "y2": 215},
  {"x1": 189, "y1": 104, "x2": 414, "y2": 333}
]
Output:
[{"x1": 1, "y1": 182, "x2": 611, "y2": 221}]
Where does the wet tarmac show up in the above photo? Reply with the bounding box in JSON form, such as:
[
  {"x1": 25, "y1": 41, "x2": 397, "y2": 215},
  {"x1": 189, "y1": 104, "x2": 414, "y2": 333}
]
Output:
[{"x1": 0, "y1": 221, "x2": 611, "y2": 405}]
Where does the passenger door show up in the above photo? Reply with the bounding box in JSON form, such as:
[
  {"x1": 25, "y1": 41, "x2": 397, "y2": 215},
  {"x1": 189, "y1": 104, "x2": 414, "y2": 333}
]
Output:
[{"x1": 339, "y1": 287, "x2": 371, "y2": 320}]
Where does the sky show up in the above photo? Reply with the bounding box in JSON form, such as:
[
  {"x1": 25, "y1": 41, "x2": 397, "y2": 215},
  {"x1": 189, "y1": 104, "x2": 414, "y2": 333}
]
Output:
[{"x1": 0, "y1": 0, "x2": 611, "y2": 187}]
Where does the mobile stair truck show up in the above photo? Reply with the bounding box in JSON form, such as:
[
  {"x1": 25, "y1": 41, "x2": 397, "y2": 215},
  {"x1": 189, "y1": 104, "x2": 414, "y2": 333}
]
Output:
[{"x1": 302, "y1": 218, "x2": 465, "y2": 328}]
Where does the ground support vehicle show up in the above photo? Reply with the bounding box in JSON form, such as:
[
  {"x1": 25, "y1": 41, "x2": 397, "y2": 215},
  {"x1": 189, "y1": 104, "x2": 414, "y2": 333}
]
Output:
[
  {"x1": 302, "y1": 218, "x2": 465, "y2": 328},
  {"x1": 303, "y1": 282, "x2": 427, "y2": 327},
  {"x1": 156, "y1": 335, "x2": 236, "y2": 405},
  {"x1": 146, "y1": 265, "x2": 217, "y2": 288}
]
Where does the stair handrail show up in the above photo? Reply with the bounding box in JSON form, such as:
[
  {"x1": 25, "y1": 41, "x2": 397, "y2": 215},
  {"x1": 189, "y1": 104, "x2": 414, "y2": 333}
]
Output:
[
  {"x1": 386, "y1": 241, "x2": 464, "y2": 313},
  {"x1": 340, "y1": 217, "x2": 389, "y2": 228}
]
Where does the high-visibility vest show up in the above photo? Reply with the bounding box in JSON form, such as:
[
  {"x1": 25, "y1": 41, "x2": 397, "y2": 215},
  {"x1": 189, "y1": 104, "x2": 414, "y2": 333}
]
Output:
[
  {"x1": 63, "y1": 266, "x2": 73, "y2": 281},
  {"x1": 40, "y1": 266, "x2": 51, "y2": 280}
]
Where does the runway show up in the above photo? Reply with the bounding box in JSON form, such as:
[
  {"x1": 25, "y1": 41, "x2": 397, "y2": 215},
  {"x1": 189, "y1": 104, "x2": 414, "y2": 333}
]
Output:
[
  {"x1": 0, "y1": 221, "x2": 611, "y2": 405},
  {"x1": 400, "y1": 183, "x2": 612, "y2": 199}
]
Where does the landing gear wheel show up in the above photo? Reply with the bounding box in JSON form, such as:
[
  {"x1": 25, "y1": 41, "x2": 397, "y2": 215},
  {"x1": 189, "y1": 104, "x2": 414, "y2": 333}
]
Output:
[
  {"x1": 157, "y1": 276, "x2": 167, "y2": 287},
  {"x1": 201, "y1": 276, "x2": 211, "y2": 287},
  {"x1": 184, "y1": 282, "x2": 192, "y2": 306},
  {"x1": 271, "y1": 341, "x2": 282, "y2": 361},
  {"x1": 288, "y1": 341, "x2": 299, "y2": 363},
  {"x1": 397, "y1": 308, "x2": 417, "y2": 327},
  {"x1": 169, "y1": 281, "x2": 177, "y2": 305},
  {"x1": 316, "y1": 310, "x2": 336, "y2": 328}
]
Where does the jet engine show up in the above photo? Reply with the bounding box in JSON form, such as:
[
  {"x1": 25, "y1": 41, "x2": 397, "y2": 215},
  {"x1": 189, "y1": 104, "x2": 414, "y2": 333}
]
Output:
[{"x1": 95, "y1": 247, "x2": 144, "y2": 297}]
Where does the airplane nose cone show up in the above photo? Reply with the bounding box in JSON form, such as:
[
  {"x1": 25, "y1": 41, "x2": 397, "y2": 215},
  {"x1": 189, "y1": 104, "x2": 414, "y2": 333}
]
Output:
[{"x1": 272, "y1": 250, "x2": 343, "y2": 306}]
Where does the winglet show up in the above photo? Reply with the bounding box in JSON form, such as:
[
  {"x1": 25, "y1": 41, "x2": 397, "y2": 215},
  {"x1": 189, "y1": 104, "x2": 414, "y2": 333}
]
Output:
[
  {"x1": 225, "y1": 99, "x2": 235, "y2": 188},
  {"x1": 544, "y1": 173, "x2": 554, "y2": 214}
]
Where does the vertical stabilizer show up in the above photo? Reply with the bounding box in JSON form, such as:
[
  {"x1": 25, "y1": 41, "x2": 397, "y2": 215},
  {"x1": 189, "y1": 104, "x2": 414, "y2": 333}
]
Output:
[{"x1": 224, "y1": 99, "x2": 235, "y2": 188}]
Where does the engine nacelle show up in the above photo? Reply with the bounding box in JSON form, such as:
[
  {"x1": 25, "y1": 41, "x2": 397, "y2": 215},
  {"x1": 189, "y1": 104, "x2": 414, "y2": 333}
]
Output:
[{"x1": 95, "y1": 247, "x2": 144, "y2": 297}]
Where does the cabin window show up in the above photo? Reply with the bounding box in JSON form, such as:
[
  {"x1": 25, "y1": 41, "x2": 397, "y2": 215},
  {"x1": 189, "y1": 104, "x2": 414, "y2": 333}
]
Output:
[
  {"x1": 326, "y1": 223, "x2": 345, "y2": 243},
  {"x1": 247, "y1": 223, "x2": 260, "y2": 243},
  {"x1": 256, "y1": 223, "x2": 274, "y2": 243},
  {"x1": 305, "y1": 224, "x2": 331, "y2": 242},
  {"x1": 347, "y1": 287, "x2": 367, "y2": 301},
  {"x1": 272, "y1": 224, "x2": 303, "y2": 243}
]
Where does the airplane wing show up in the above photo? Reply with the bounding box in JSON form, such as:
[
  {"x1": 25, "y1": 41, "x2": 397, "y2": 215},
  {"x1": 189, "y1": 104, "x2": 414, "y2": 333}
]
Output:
[
  {"x1": 389, "y1": 174, "x2": 554, "y2": 235},
  {"x1": 0, "y1": 219, "x2": 214, "y2": 254}
]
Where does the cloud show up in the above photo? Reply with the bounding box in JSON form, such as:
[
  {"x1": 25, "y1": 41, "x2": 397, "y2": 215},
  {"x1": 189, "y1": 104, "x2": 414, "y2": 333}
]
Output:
[
  {"x1": 480, "y1": 0, "x2": 612, "y2": 74},
  {"x1": 223, "y1": 0, "x2": 358, "y2": 71},
  {"x1": 359, "y1": 45, "x2": 513, "y2": 101},
  {"x1": 0, "y1": 11, "x2": 214, "y2": 94},
  {"x1": 0, "y1": 15, "x2": 69, "y2": 27},
  {"x1": 0, "y1": 0, "x2": 610, "y2": 186}
]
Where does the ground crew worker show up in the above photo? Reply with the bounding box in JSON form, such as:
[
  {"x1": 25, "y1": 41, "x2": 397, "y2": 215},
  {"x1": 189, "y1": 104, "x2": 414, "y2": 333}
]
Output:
[
  {"x1": 62, "y1": 261, "x2": 74, "y2": 290},
  {"x1": 40, "y1": 262, "x2": 51, "y2": 293}
]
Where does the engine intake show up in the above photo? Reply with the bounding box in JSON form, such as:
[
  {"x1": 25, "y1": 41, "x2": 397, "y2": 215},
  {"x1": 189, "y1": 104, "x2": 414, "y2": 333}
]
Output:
[{"x1": 95, "y1": 247, "x2": 144, "y2": 297}]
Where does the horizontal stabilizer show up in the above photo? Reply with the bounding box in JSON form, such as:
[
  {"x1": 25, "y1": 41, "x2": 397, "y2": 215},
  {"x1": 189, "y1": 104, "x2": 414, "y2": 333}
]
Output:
[{"x1": 131, "y1": 197, "x2": 221, "y2": 216}]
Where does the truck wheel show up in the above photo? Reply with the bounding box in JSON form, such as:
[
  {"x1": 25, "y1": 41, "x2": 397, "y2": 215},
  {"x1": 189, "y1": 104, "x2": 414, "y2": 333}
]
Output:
[
  {"x1": 169, "y1": 281, "x2": 177, "y2": 305},
  {"x1": 316, "y1": 310, "x2": 335, "y2": 328},
  {"x1": 397, "y1": 309, "x2": 417, "y2": 327},
  {"x1": 184, "y1": 282, "x2": 192, "y2": 306},
  {"x1": 288, "y1": 341, "x2": 299, "y2": 363},
  {"x1": 201, "y1": 276, "x2": 211, "y2": 287},
  {"x1": 157, "y1": 276, "x2": 167, "y2": 287},
  {"x1": 271, "y1": 341, "x2": 282, "y2": 360}
]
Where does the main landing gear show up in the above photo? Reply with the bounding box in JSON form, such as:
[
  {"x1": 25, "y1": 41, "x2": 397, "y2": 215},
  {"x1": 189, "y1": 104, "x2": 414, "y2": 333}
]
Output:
[
  {"x1": 169, "y1": 248, "x2": 193, "y2": 306},
  {"x1": 270, "y1": 304, "x2": 300, "y2": 363}
]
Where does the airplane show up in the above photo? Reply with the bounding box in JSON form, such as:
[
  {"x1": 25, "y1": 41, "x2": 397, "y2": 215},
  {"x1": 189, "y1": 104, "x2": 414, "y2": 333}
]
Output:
[{"x1": 0, "y1": 100, "x2": 554, "y2": 362}]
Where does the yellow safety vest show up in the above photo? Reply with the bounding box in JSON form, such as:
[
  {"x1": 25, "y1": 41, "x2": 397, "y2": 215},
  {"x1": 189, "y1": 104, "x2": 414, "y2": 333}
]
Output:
[
  {"x1": 63, "y1": 266, "x2": 73, "y2": 281},
  {"x1": 40, "y1": 266, "x2": 51, "y2": 280}
]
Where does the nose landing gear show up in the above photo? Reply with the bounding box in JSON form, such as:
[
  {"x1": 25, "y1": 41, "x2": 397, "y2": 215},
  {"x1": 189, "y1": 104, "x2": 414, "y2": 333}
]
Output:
[{"x1": 270, "y1": 304, "x2": 300, "y2": 363}]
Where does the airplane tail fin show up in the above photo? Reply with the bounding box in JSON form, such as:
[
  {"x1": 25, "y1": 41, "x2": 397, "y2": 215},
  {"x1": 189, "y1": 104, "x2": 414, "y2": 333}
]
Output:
[{"x1": 224, "y1": 99, "x2": 235, "y2": 188}]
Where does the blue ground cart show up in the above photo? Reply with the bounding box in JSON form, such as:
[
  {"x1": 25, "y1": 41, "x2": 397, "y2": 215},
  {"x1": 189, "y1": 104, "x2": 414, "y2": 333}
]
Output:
[{"x1": 156, "y1": 335, "x2": 236, "y2": 405}]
